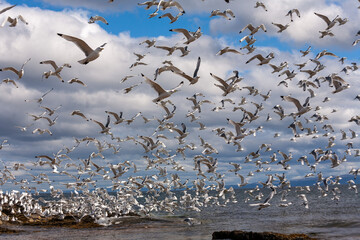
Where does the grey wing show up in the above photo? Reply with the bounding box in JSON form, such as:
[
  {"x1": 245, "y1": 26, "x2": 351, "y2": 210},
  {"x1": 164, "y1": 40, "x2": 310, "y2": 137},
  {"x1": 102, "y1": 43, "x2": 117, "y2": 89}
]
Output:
[
  {"x1": 193, "y1": 57, "x2": 201, "y2": 78},
  {"x1": 0, "y1": 4, "x2": 16, "y2": 14},
  {"x1": 58, "y1": 33, "x2": 94, "y2": 56},
  {"x1": 40, "y1": 60, "x2": 58, "y2": 70}
]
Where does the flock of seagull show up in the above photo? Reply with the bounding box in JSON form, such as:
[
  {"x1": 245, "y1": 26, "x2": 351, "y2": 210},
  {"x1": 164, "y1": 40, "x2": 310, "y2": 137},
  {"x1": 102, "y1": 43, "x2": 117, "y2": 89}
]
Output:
[{"x1": 0, "y1": 0, "x2": 359, "y2": 226}]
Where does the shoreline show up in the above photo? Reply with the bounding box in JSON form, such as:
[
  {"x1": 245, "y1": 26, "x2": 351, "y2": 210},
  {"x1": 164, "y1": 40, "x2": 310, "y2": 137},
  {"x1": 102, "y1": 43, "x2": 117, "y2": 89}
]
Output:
[{"x1": 0, "y1": 214, "x2": 319, "y2": 240}]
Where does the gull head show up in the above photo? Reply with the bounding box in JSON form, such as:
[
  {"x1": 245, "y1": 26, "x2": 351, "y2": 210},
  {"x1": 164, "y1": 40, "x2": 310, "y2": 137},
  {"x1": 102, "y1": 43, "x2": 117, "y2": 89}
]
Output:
[{"x1": 97, "y1": 43, "x2": 107, "y2": 52}]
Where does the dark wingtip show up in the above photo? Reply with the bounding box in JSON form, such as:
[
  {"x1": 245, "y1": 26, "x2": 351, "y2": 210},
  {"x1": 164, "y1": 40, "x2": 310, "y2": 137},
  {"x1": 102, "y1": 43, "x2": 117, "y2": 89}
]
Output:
[{"x1": 57, "y1": 33, "x2": 63, "y2": 37}]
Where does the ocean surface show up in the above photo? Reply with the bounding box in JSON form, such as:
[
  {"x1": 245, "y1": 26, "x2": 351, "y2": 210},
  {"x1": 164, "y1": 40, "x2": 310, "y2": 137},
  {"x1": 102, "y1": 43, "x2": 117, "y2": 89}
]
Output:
[{"x1": 1, "y1": 186, "x2": 359, "y2": 240}]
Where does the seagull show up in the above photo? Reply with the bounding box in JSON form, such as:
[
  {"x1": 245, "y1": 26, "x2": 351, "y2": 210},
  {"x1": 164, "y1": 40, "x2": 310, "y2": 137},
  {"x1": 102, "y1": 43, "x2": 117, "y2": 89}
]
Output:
[
  {"x1": 254, "y1": 2, "x2": 267, "y2": 11},
  {"x1": 123, "y1": 83, "x2": 141, "y2": 94},
  {"x1": 242, "y1": 45, "x2": 256, "y2": 54},
  {"x1": 32, "y1": 128, "x2": 52, "y2": 136},
  {"x1": 158, "y1": 12, "x2": 183, "y2": 23},
  {"x1": 314, "y1": 12, "x2": 339, "y2": 30},
  {"x1": 160, "y1": 0, "x2": 185, "y2": 13},
  {"x1": 120, "y1": 75, "x2": 135, "y2": 83},
  {"x1": 281, "y1": 95, "x2": 312, "y2": 116},
  {"x1": 1, "y1": 78, "x2": 18, "y2": 88},
  {"x1": 71, "y1": 110, "x2": 88, "y2": 121},
  {"x1": 91, "y1": 115, "x2": 111, "y2": 134},
  {"x1": 352, "y1": 39, "x2": 360, "y2": 46},
  {"x1": 286, "y1": 9, "x2": 300, "y2": 22},
  {"x1": 0, "y1": 58, "x2": 31, "y2": 79},
  {"x1": 239, "y1": 23, "x2": 267, "y2": 35},
  {"x1": 240, "y1": 35, "x2": 256, "y2": 49},
  {"x1": 260, "y1": 90, "x2": 271, "y2": 101},
  {"x1": 298, "y1": 194, "x2": 309, "y2": 209},
  {"x1": 173, "y1": 57, "x2": 201, "y2": 84},
  {"x1": 300, "y1": 46, "x2": 311, "y2": 57},
  {"x1": 300, "y1": 69, "x2": 318, "y2": 79},
  {"x1": 319, "y1": 30, "x2": 334, "y2": 38},
  {"x1": 15, "y1": 123, "x2": 34, "y2": 132},
  {"x1": 249, "y1": 187, "x2": 276, "y2": 210},
  {"x1": 25, "y1": 88, "x2": 54, "y2": 104},
  {"x1": 175, "y1": 46, "x2": 190, "y2": 57},
  {"x1": 336, "y1": 17, "x2": 348, "y2": 25},
  {"x1": 129, "y1": 61, "x2": 147, "y2": 69},
  {"x1": 40, "y1": 105, "x2": 62, "y2": 116},
  {"x1": 235, "y1": 173, "x2": 248, "y2": 187},
  {"x1": 210, "y1": 9, "x2": 235, "y2": 20},
  {"x1": 269, "y1": 62, "x2": 288, "y2": 73},
  {"x1": 138, "y1": 0, "x2": 158, "y2": 10},
  {"x1": 1, "y1": 15, "x2": 28, "y2": 27},
  {"x1": 139, "y1": 39, "x2": 156, "y2": 48},
  {"x1": 141, "y1": 73, "x2": 184, "y2": 102},
  {"x1": 315, "y1": 50, "x2": 338, "y2": 59},
  {"x1": 68, "y1": 78, "x2": 87, "y2": 86},
  {"x1": 39, "y1": 115, "x2": 59, "y2": 126},
  {"x1": 169, "y1": 27, "x2": 202, "y2": 44},
  {"x1": 210, "y1": 73, "x2": 241, "y2": 96},
  {"x1": 271, "y1": 22, "x2": 290, "y2": 33},
  {"x1": 57, "y1": 33, "x2": 106, "y2": 64},
  {"x1": 246, "y1": 52, "x2": 274, "y2": 65},
  {"x1": 40, "y1": 60, "x2": 71, "y2": 82},
  {"x1": 105, "y1": 111, "x2": 124, "y2": 124},
  {"x1": 227, "y1": 118, "x2": 247, "y2": 141},
  {"x1": 216, "y1": 47, "x2": 243, "y2": 55},
  {"x1": 332, "y1": 77, "x2": 350, "y2": 94},
  {"x1": 88, "y1": 16, "x2": 109, "y2": 25}
]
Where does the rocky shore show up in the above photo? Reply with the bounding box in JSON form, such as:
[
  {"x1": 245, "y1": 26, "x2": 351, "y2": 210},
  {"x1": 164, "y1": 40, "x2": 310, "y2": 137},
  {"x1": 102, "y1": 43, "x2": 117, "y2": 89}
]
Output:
[{"x1": 212, "y1": 230, "x2": 318, "y2": 240}]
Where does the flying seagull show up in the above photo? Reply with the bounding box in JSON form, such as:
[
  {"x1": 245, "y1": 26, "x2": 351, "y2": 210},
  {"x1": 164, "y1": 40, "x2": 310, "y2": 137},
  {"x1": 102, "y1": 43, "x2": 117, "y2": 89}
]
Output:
[
  {"x1": 286, "y1": 9, "x2": 300, "y2": 22},
  {"x1": 57, "y1": 33, "x2": 106, "y2": 64},
  {"x1": 0, "y1": 58, "x2": 31, "y2": 79},
  {"x1": 141, "y1": 73, "x2": 184, "y2": 102},
  {"x1": 314, "y1": 12, "x2": 339, "y2": 30},
  {"x1": 88, "y1": 16, "x2": 109, "y2": 25}
]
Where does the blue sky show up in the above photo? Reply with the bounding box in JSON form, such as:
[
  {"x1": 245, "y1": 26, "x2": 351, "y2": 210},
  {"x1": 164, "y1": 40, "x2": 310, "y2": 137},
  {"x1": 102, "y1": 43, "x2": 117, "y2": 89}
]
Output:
[{"x1": 0, "y1": 0, "x2": 359, "y2": 194}]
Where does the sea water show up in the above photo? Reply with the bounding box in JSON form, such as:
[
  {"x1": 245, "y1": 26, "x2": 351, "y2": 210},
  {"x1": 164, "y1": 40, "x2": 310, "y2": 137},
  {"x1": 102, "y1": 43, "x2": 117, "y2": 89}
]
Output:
[{"x1": 1, "y1": 185, "x2": 359, "y2": 240}]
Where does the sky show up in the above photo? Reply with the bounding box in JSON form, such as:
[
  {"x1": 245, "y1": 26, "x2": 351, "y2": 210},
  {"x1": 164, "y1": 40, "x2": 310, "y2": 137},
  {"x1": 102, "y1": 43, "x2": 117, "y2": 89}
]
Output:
[{"x1": 0, "y1": 0, "x2": 359, "y2": 192}]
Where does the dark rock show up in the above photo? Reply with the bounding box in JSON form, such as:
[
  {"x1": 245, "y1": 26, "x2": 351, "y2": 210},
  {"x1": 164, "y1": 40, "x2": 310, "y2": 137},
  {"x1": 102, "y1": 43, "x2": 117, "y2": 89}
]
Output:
[
  {"x1": 212, "y1": 230, "x2": 318, "y2": 240},
  {"x1": 0, "y1": 226, "x2": 22, "y2": 234}
]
